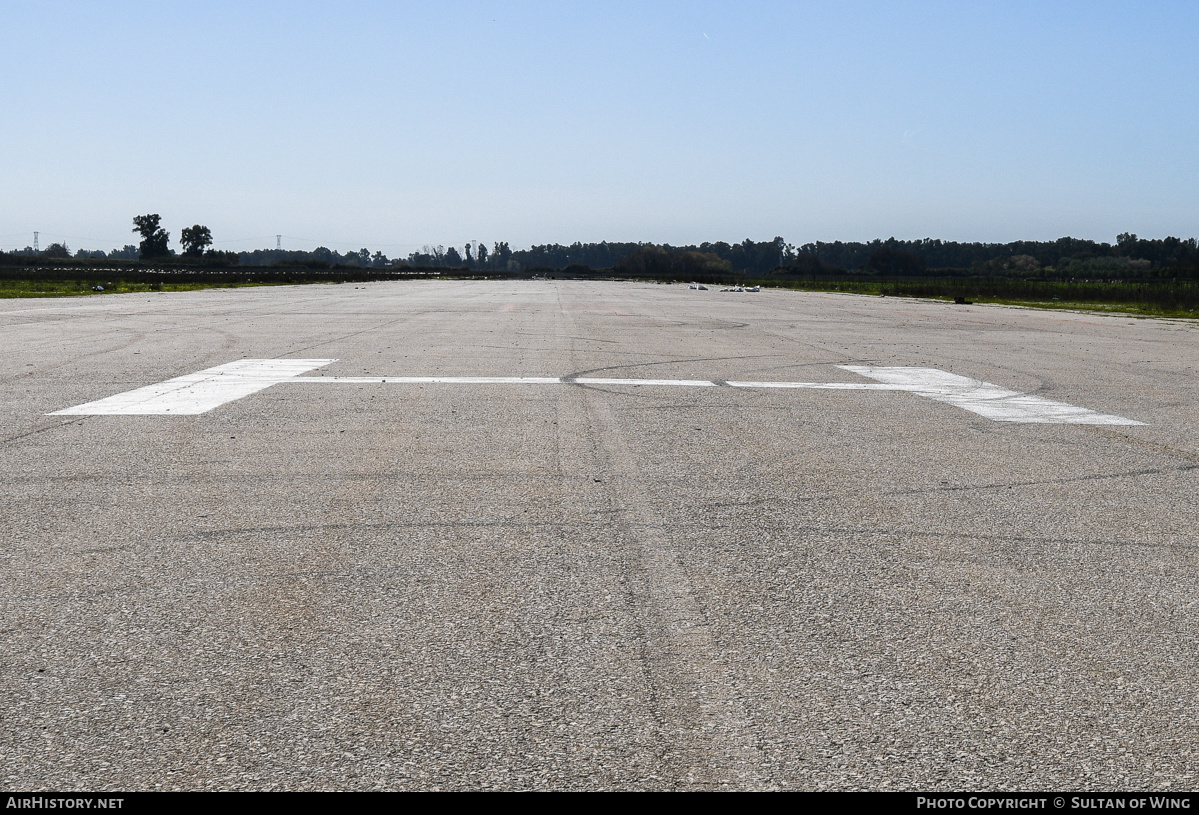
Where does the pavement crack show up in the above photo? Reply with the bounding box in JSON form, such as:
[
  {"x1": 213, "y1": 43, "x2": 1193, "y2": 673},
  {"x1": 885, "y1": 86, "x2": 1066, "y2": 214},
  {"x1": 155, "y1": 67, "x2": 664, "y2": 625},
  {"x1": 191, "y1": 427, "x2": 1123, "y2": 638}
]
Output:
[
  {"x1": 0, "y1": 418, "x2": 84, "y2": 447},
  {"x1": 885, "y1": 463, "x2": 1199, "y2": 496},
  {"x1": 561, "y1": 352, "x2": 781, "y2": 382}
]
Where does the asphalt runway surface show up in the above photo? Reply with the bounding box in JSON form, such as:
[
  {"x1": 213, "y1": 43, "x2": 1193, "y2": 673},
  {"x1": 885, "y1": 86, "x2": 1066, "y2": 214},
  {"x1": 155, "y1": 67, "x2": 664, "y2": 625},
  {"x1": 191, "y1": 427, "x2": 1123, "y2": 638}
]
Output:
[{"x1": 2, "y1": 280, "x2": 1197, "y2": 791}]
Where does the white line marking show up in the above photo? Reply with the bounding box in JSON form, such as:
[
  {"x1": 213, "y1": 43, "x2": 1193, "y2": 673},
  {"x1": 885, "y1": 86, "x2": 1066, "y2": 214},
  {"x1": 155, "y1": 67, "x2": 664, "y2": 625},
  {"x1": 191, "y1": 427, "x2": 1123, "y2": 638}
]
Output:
[
  {"x1": 726, "y1": 381, "x2": 907, "y2": 390},
  {"x1": 839, "y1": 366, "x2": 1143, "y2": 425},
  {"x1": 574, "y1": 377, "x2": 717, "y2": 387},
  {"x1": 292, "y1": 376, "x2": 563, "y2": 385},
  {"x1": 49, "y1": 359, "x2": 1145, "y2": 425},
  {"x1": 292, "y1": 377, "x2": 717, "y2": 386},
  {"x1": 50, "y1": 359, "x2": 336, "y2": 415}
]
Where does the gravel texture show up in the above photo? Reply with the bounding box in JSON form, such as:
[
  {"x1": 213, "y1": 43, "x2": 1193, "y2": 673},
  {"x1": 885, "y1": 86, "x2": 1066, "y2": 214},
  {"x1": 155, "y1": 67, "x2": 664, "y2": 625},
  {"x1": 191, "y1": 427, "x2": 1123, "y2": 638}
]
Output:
[{"x1": 1, "y1": 280, "x2": 1197, "y2": 790}]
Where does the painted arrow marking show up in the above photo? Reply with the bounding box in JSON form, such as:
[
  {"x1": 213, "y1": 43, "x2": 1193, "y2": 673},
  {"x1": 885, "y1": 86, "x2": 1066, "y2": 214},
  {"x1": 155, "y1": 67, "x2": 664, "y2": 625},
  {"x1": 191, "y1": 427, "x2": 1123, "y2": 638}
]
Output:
[{"x1": 49, "y1": 358, "x2": 1144, "y2": 425}]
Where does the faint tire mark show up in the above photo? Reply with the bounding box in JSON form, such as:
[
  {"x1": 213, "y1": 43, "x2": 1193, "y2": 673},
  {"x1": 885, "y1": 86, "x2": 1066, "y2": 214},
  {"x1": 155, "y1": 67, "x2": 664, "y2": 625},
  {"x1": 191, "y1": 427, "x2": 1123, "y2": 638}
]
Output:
[{"x1": 578, "y1": 389, "x2": 771, "y2": 789}]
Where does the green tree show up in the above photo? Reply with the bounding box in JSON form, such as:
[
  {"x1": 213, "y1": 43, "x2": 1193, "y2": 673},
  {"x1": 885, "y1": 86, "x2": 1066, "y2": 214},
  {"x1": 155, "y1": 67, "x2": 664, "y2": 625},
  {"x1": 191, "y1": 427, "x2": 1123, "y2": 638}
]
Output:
[
  {"x1": 1116, "y1": 232, "x2": 1139, "y2": 257},
  {"x1": 180, "y1": 224, "x2": 213, "y2": 257},
  {"x1": 132, "y1": 214, "x2": 171, "y2": 259}
]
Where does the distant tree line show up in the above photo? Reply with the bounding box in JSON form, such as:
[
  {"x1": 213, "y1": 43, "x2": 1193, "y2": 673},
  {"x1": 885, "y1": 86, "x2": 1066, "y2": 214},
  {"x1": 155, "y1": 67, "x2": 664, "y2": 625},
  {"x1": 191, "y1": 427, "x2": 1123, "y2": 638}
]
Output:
[
  {"x1": 5, "y1": 216, "x2": 1199, "y2": 279},
  {"x1": 3, "y1": 214, "x2": 237, "y2": 265},
  {"x1": 7, "y1": 242, "x2": 140, "y2": 261},
  {"x1": 176, "y1": 234, "x2": 1199, "y2": 278},
  {"x1": 788, "y1": 234, "x2": 1199, "y2": 277}
]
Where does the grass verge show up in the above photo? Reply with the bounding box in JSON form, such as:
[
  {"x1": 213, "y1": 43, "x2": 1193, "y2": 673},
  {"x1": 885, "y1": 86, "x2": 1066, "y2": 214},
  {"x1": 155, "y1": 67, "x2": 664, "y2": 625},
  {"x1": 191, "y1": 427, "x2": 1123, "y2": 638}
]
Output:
[{"x1": 0, "y1": 280, "x2": 288, "y2": 297}]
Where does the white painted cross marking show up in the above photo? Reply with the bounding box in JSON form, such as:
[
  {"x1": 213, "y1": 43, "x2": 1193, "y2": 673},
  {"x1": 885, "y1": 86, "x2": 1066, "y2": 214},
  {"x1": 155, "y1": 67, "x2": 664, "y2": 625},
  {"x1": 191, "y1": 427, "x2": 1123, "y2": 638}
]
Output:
[
  {"x1": 838, "y1": 366, "x2": 1140, "y2": 425},
  {"x1": 50, "y1": 358, "x2": 335, "y2": 415},
  {"x1": 49, "y1": 359, "x2": 1144, "y2": 425}
]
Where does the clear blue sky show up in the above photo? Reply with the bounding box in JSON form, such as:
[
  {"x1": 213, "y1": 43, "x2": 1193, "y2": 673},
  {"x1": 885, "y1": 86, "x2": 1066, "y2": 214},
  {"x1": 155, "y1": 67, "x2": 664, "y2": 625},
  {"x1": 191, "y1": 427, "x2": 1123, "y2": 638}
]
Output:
[{"x1": 3, "y1": 1, "x2": 1197, "y2": 254}]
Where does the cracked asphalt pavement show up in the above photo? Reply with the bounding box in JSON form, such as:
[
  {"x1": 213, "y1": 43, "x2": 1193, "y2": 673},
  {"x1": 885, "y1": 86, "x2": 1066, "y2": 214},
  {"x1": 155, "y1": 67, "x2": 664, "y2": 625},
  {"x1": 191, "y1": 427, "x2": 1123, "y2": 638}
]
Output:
[{"x1": 2, "y1": 280, "x2": 1197, "y2": 790}]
